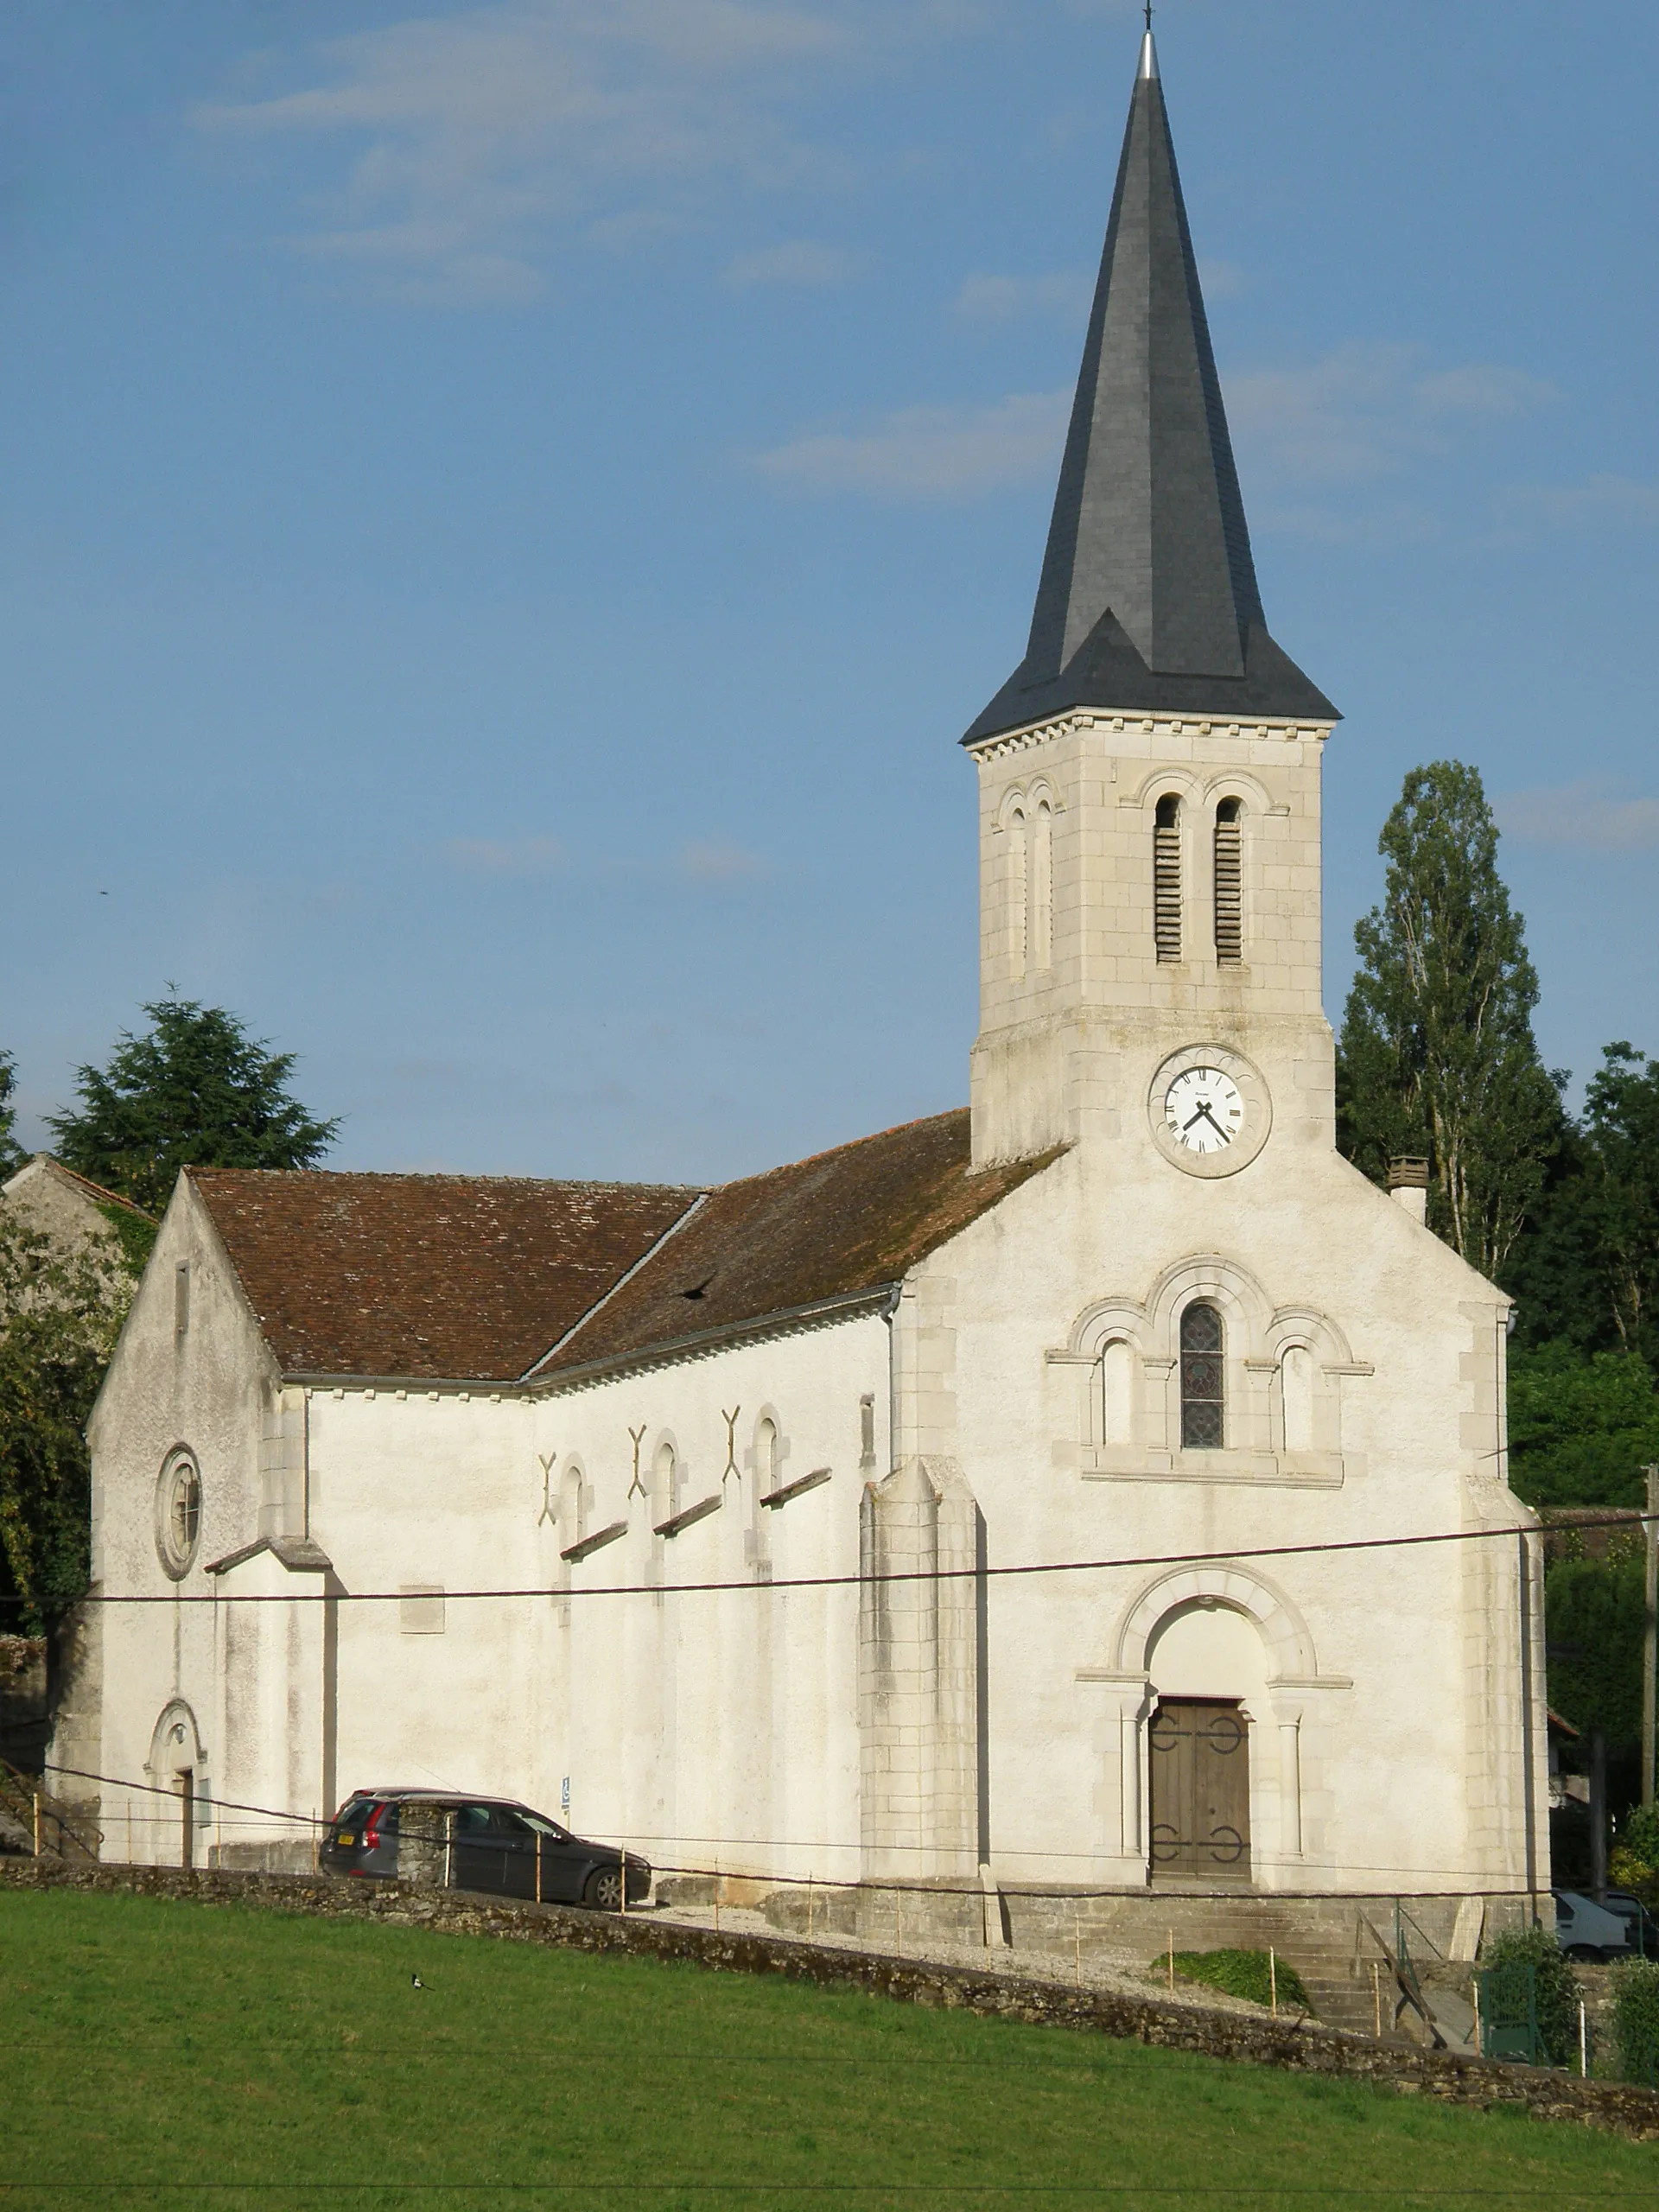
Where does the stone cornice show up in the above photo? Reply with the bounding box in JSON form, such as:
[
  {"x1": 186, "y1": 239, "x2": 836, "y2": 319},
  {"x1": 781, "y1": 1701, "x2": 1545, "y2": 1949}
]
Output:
[{"x1": 966, "y1": 710, "x2": 1334, "y2": 766}]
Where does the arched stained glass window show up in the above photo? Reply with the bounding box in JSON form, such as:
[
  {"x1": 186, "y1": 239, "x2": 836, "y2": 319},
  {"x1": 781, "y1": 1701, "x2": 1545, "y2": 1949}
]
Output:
[{"x1": 1179, "y1": 1302, "x2": 1224, "y2": 1449}]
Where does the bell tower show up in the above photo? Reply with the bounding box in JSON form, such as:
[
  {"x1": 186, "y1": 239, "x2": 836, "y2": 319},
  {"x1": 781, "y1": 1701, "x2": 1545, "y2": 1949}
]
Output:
[{"x1": 964, "y1": 29, "x2": 1339, "y2": 1174}]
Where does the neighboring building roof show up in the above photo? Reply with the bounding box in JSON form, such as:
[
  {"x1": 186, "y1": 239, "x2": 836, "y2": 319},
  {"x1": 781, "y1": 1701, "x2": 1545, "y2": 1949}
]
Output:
[
  {"x1": 537, "y1": 1109, "x2": 1061, "y2": 1382},
  {"x1": 2, "y1": 1154, "x2": 155, "y2": 1224},
  {"x1": 188, "y1": 1113, "x2": 1062, "y2": 1387},
  {"x1": 963, "y1": 33, "x2": 1336, "y2": 745},
  {"x1": 189, "y1": 1170, "x2": 698, "y2": 1383}
]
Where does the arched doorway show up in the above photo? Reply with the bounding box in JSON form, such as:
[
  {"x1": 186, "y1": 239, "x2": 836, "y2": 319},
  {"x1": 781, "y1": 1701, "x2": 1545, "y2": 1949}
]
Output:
[
  {"x1": 146, "y1": 1700, "x2": 207, "y2": 1870},
  {"x1": 1145, "y1": 1602, "x2": 1268, "y2": 1885}
]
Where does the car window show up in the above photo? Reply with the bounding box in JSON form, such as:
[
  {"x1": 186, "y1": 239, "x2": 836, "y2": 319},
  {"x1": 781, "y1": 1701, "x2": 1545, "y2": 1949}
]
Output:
[
  {"x1": 454, "y1": 1804, "x2": 498, "y2": 1835},
  {"x1": 521, "y1": 1815, "x2": 568, "y2": 1840}
]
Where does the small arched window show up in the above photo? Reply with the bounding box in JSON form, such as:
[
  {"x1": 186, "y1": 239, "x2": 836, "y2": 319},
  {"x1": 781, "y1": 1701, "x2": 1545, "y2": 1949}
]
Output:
[
  {"x1": 1097, "y1": 1339, "x2": 1135, "y2": 1446},
  {"x1": 1281, "y1": 1346, "x2": 1315, "y2": 1453},
  {"x1": 1214, "y1": 798, "x2": 1243, "y2": 965},
  {"x1": 1030, "y1": 801, "x2": 1053, "y2": 972},
  {"x1": 1179, "y1": 1303, "x2": 1224, "y2": 1449},
  {"x1": 653, "y1": 1440, "x2": 677, "y2": 1517},
  {"x1": 755, "y1": 1417, "x2": 779, "y2": 1499},
  {"x1": 1007, "y1": 803, "x2": 1028, "y2": 979},
  {"x1": 1154, "y1": 795, "x2": 1182, "y2": 963}
]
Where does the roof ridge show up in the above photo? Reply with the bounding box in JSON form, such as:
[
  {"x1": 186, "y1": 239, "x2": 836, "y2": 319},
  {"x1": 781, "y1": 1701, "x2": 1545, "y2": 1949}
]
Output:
[
  {"x1": 10, "y1": 1154, "x2": 156, "y2": 1222},
  {"x1": 187, "y1": 1165, "x2": 704, "y2": 1196}
]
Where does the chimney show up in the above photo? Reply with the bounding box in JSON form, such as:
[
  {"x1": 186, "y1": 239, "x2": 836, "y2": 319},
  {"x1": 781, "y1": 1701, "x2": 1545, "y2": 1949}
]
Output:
[{"x1": 1387, "y1": 1157, "x2": 1429, "y2": 1225}]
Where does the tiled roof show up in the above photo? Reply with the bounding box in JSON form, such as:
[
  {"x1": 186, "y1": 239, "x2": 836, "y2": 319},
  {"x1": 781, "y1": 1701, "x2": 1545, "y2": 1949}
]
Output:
[
  {"x1": 189, "y1": 1170, "x2": 697, "y2": 1382},
  {"x1": 538, "y1": 1110, "x2": 1061, "y2": 1379},
  {"x1": 190, "y1": 1114, "x2": 1061, "y2": 1386}
]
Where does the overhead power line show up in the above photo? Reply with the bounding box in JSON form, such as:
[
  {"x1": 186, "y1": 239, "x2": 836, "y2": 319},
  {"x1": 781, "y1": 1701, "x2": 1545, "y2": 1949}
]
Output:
[{"x1": 0, "y1": 1507, "x2": 1628, "y2": 1610}]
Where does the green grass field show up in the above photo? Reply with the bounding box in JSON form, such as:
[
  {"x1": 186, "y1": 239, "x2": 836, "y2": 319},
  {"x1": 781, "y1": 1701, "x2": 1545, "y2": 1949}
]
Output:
[{"x1": 2, "y1": 1888, "x2": 1656, "y2": 2209}]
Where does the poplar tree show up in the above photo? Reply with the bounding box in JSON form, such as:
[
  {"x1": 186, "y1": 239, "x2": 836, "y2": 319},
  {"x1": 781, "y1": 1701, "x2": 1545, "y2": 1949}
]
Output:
[
  {"x1": 1338, "y1": 760, "x2": 1560, "y2": 1282},
  {"x1": 48, "y1": 998, "x2": 340, "y2": 1215}
]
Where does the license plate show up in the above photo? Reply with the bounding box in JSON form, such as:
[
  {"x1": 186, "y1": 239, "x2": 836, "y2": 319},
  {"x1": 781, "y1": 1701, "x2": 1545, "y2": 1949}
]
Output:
[{"x1": 335, "y1": 1833, "x2": 355, "y2": 1847}]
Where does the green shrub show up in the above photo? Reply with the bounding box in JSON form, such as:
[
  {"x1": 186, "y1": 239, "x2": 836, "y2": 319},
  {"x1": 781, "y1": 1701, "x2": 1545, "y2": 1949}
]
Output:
[
  {"x1": 1482, "y1": 1925, "x2": 1580, "y2": 2067},
  {"x1": 1613, "y1": 1959, "x2": 1659, "y2": 2085},
  {"x1": 1620, "y1": 1803, "x2": 1659, "y2": 1874},
  {"x1": 1153, "y1": 1948, "x2": 1312, "y2": 2013}
]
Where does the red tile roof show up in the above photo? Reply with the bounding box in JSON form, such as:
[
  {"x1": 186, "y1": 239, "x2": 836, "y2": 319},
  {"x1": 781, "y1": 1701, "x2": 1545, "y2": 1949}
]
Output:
[
  {"x1": 189, "y1": 1171, "x2": 697, "y2": 1382},
  {"x1": 537, "y1": 1110, "x2": 1060, "y2": 1379},
  {"x1": 190, "y1": 1113, "x2": 1063, "y2": 1386}
]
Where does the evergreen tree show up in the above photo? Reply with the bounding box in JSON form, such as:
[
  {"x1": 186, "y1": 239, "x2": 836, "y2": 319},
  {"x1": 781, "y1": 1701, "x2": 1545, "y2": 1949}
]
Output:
[
  {"x1": 48, "y1": 999, "x2": 340, "y2": 1215},
  {"x1": 1507, "y1": 1043, "x2": 1659, "y2": 1366},
  {"x1": 1338, "y1": 761, "x2": 1560, "y2": 1281},
  {"x1": 0, "y1": 1052, "x2": 25, "y2": 1179}
]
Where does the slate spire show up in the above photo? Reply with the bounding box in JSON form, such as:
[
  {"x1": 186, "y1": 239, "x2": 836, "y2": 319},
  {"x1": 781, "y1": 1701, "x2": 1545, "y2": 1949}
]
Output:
[{"x1": 963, "y1": 35, "x2": 1335, "y2": 745}]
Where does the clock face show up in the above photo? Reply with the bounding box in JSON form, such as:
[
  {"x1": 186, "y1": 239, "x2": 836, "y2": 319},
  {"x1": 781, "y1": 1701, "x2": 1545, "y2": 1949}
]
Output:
[{"x1": 1164, "y1": 1066, "x2": 1245, "y2": 1155}]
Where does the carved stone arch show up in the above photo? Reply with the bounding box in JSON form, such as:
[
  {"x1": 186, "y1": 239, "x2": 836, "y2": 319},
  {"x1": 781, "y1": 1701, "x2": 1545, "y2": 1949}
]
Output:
[
  {"x1": 1266, "y1": 1306, "x2": 1357, "y2": 1365},
  {"x1": 1111, "y1": 1561, "x2": 1319, "y2": 1683},
  {"x1": 995, "y1": 782, "x2": 1031, "y2": 833},
  {"x1": 1198, "y1": 766, "x2": 1274, "y2": 815},
  {"x1": 1025, "y1": 772, "x2": 1062, "y2": 816},
  {"x1": 146, "y1": 1696, "x2": 205, "y2": 1781},
  {"x1": 1067, "y1": 1297, "x2": 1149, "y2": 1361},
  {"x1": 1145, "y1": 1255, "x2": 1275, "y2": 1361},
  {"x1": 1123, "y1": 763, "x2": 1205, "y2": 812}
]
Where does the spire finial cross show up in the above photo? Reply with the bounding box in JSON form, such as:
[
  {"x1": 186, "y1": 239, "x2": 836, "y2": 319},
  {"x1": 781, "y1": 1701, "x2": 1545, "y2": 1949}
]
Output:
[{"x1": 1144, "y1": 0, "x2": 1153, "y2": 29}]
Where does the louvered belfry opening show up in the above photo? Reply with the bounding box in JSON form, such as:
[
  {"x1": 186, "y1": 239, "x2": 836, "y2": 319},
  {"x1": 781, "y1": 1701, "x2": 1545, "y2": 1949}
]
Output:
[
  {"x1": 1154, "y1": 794, "x2": 1182, "y2": 962},
  {"x1": 1213, "y1": 798, "x2": 1243, "y2": 964}
]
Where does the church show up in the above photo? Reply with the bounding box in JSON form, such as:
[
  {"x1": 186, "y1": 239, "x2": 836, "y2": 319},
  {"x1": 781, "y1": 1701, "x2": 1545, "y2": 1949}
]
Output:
[{"x1": 61, "y1": 27, "x2": 1547, "y2": 1920}]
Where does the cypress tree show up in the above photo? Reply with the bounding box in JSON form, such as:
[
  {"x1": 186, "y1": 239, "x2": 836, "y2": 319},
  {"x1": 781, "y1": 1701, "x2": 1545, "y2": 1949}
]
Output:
[{"x1": 1338, "y1": 760, "x2": 1560, "y2": 1281}]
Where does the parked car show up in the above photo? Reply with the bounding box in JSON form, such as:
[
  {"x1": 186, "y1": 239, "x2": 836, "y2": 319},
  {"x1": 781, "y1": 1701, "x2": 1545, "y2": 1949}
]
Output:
[
  {"x1": 1553, "y1": 1890, "x2": 1631, "y2": 1961},
  {"x1": 1602, "y1": 1890, "x2": 1659, "y2": 1960},
  {"x1": 321, "y1": 1789, "x2": 652, "y2": 1909}
]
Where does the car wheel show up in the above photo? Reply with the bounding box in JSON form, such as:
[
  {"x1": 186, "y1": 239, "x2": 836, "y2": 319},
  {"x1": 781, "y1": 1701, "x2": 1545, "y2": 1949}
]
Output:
[{"x1": 584, "y1": 1866, "x2": 623, "y2": 1911}]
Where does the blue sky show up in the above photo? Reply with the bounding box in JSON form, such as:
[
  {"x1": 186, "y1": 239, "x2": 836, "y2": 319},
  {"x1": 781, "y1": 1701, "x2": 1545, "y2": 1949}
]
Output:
[{"x1": 4, "y1": 0, "x2": 1657, "y2": 1182}]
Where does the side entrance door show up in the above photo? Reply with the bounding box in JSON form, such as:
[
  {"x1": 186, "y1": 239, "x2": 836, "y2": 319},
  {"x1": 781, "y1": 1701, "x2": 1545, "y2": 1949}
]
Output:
[{"x1": 1147, "y1": 1699, "x2": 1251, "y2": 1883}]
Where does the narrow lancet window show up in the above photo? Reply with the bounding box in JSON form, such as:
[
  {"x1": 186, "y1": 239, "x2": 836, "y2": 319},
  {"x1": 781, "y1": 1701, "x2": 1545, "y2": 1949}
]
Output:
[
  {"x1": 1214, "y1": 798, "x2": 1243, "y2": 964},
  {"x1": 1008, "y1": 804, "x2": 1028, "y2": 979},
  {"x1": 1031, "y1": 802, "x2": 1053, "y2": 971},
  {"x1": 1154, "y1": 795, "x2": 1182, "y2": 963},
  {"x1": 1179, "y1": 1302, "x2": 1224, "y2": 1449}
]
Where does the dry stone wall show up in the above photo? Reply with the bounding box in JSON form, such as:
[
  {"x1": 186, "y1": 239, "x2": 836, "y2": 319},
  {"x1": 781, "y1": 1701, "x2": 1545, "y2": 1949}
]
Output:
[{"x1": 4, "y1": 1859, "x2": 1657, "y2": 2142}]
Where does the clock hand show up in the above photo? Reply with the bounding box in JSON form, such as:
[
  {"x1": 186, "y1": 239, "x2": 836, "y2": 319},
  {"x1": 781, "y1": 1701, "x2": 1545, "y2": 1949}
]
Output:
[{"x1": 1192, "y1": 1103, "x2": 1233, "y2": 1143}]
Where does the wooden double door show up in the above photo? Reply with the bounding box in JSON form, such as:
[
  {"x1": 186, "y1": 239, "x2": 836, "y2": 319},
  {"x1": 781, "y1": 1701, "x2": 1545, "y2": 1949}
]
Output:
[{"x1": 1148, "y1": 1699, "x2": 1251, "y2": 1882}]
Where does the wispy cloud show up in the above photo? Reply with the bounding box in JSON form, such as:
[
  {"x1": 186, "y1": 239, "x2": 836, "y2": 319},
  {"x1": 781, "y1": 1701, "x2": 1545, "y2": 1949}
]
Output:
[
  {"x1": 954, "y1": 270, "x2": 1090, "y2": 321},
  {"x1": 1497, "y1": 780, "x2": 1659, "y2": 855},
  {"x1": 757, "y1": 390, "x2": 1069, "y2": 496},
  {"x1": 1225, "y1": 343, "x2": 1555, "y2": 493},
  {"x1": 448, "y1": 835, "x2": 567, "y2": 873},
  {"x1": 677, "y1": 838, "x2": 767, "y2": 883},
  {"x1": 1497, "y1": 474, "x2": 1659, "y2": 528},
  {"x1": 725, "y1": 238, "x2": 862, "y2": 287},
  {"x1": 195, "y1": 0, "x2": 855, "y2": 303}
]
